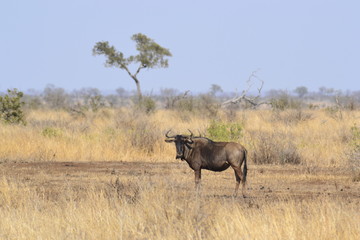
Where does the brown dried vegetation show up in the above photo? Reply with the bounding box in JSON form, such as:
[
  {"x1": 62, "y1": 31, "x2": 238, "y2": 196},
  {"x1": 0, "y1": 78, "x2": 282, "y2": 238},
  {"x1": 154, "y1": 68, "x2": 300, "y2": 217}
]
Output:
[{"x1": 0, "y1": 109, "x2": 359, "y2": 239}]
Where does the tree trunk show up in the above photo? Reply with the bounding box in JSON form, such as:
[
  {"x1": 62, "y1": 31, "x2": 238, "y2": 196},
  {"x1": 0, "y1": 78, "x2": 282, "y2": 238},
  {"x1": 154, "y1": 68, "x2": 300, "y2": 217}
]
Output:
[
  {"x1": 123, "y1": 65, "x2": 143, "y2": 101},
  {"x1": 132, "y1": 76, "x2": 142, "y2": 101}
]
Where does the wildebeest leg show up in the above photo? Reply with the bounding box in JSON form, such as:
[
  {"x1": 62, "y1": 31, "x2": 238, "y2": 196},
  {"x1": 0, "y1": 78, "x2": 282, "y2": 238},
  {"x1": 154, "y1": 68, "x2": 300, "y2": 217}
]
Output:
[
  {"x1": 233, "y1": 170, "x2": 241, "y2": 197},
  {"x1": 233, "y1": 167, "x2": 245, "y2": 197},
  {"x1": 194, "y1": 169, "x2": 201, "y2": 192}
]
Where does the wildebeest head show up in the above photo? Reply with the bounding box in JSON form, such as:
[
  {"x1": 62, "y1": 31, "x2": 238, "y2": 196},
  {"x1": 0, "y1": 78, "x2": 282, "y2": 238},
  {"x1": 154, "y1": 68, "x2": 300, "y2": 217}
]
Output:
[{"x1": 165, "y1": 130, "x2": 194, "y2": 160}]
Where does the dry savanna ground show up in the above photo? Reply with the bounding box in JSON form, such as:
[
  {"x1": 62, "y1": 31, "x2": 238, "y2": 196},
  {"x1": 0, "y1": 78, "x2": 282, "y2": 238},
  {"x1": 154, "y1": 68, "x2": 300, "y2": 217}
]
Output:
[{"x1": 0, "y1": 108, "x2": 359, "y2": 239}]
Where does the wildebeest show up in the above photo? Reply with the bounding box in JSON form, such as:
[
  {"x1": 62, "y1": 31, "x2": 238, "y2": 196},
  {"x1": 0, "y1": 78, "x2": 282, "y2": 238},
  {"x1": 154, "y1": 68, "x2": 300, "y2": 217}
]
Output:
[{"x1": 165, "y1": 130, "x2": 247, "y2": 197}]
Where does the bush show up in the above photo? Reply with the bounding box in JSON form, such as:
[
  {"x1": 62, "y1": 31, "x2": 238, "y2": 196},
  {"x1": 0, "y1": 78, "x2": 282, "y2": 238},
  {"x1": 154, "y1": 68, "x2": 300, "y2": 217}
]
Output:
[
  {"x1": 198, "y1": 94, "x2": 220, "y2": 118},
  {"x1": 89, "y1": 95, "x2": 105, "y2": 112},
  {"x1": 251, "y1": 131, "x2": 301, "y2": 165},
  {"x1": 348, "y1": 124, "x2": 360, "y2": 181},
  {"x1": 207, "y1": 121, "x2": 243, "y2": 142},
  {"x1": 270, "y1": 109, "x2": 313, "y2": 125},
  {"x1": 42, "y1": 127, "x2": 63, "y2": 138},
  {"x1": 115, "y1": 110, "x2": 161, "y2": 153},
  {"x1": 175, "y1": 97, "x2": 194, "y2": 112},
  {"x1": 128, "y1": 119, "x2": 160, "y2": 153},
  {"x1": 136, "y1": 96, "x2": 156, "y2": 114},
  {"x1": 349, "y1": 149, "x2": 360, "y2": 182},
  {"x1": 0, "y1": 89, "x2": 26, "y2": 125},
  {"x1": 350, "y1": 124, "x2": 360, "y2": 149},
  {"x1": 270, "y1": 93, "x2": 302, "y2": 110},
  {"x1": 43, "y1": 84, "x2": 69, "y2": 109},
  {"x1": 324, "y1": 106, "x2": 343, "y2": 120}
]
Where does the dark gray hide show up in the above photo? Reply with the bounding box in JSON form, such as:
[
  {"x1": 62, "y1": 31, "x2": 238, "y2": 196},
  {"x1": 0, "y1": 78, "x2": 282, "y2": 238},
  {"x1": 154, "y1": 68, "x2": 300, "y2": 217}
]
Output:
[{"x1": 165, "y1": 130, "x2": 247, "y2": 197}]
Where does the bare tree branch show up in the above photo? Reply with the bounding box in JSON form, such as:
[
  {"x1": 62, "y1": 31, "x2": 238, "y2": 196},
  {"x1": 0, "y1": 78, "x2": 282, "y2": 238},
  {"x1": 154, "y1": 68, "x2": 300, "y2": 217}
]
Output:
[
  {"x1": 170, "y1": 90, "x2": 190, "y2": 108},
  {"x1": 222, "y1": 70, "x2": 269, "y2": 108},
  {"x1": 134, "y1": 64, "x2": 147, "y2": 78},
  {"x1": 334, "y1": 94, "x2": 344, "y2": 120}
]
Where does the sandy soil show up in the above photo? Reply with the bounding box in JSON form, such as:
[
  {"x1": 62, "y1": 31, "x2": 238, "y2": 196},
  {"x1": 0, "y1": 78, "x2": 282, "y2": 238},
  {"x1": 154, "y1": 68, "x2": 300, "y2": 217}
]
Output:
[{"x1": 1, "y1": 160, "x2": 359, "y2": 204}]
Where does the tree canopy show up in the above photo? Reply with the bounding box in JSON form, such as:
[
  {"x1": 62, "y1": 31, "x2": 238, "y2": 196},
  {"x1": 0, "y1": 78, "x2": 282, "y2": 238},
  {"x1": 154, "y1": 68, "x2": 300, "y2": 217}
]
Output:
[
  {"x1": 93, "y1": 33, "x2": 172, "y2": 100},
  {"x1": 294, "y1": 86, "x2": 308, "y2": 98}
]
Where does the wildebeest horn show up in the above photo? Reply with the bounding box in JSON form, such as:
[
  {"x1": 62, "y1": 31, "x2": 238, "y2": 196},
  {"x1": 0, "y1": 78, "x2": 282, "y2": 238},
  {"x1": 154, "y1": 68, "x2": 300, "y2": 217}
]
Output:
[
  {"x1": 165, "y1": 130, "x2": 176, "y2": 138},
  {"x1": 186, "y1": 129, "x2": 194, "y2": 143},
  {"x1": 188, "y1": 129, "x2": 194, "y2": 138}
]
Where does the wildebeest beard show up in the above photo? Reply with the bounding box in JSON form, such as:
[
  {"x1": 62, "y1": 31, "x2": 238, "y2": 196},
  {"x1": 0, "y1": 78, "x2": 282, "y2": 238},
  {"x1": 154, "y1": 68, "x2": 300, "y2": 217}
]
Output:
[
  {"x1": 175, "y1": 142, "x2": 192, "y2": 160},
  {"x1": 164, "y1": 130, "x2": 194, "y2": 161}
]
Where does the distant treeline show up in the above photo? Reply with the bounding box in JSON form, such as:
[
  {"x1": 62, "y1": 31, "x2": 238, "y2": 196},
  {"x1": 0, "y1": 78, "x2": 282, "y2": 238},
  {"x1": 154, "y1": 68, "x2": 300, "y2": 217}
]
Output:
[{"x1": 1, "y1": 84, "x2": 360, "y2": 112}]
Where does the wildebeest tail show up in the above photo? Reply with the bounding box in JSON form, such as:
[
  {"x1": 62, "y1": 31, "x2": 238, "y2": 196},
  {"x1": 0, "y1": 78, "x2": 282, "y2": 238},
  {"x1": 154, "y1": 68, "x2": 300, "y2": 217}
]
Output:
[{"x1": 242, "y1": 149, "x2": 248, "y2": 184}]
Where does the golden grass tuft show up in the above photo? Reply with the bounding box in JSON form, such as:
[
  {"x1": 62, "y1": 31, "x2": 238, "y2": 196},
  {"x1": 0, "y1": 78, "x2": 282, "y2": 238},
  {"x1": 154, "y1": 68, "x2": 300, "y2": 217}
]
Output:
[
  {"x1": 1, "y1": 109, "x2": 358, "y2": 166},
  {"x1": 0, "y1": 175, "x2": 359, "y2": 239},
  {"x1": 0, "y1": 108, "x2": 359, "y2": 239}
]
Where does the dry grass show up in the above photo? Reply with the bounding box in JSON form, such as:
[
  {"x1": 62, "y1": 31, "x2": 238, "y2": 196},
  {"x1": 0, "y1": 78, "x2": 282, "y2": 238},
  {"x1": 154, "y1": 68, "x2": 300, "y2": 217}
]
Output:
[
  {"x1": 0, "y1": 108, "x2": 359, "y2": 239},
  {"x1": 0, "y1": 169, "x2": 359, "y2": 240},
  {"x1": 0, "y1": 109, "x2": 358, "y2": 166}
]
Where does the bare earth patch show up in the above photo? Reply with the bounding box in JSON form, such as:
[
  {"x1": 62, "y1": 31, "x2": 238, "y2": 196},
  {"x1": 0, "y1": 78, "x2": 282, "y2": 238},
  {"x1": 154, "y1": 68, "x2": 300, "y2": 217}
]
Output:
[{"x1": 1, "y1": 161, "x2": 359, "y2": 203}]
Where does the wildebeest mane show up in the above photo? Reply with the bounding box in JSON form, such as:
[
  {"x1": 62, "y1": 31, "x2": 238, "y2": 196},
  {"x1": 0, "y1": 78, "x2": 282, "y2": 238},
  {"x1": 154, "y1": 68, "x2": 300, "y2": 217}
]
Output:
[{"x1": 192, "y1": 136, "x2": 214, "y2": 143}]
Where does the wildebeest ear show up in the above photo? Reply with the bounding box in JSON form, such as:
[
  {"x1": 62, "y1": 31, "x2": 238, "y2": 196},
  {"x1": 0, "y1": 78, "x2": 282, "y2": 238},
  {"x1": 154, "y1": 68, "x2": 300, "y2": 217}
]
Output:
[
  {"x1": 165, "y1": 139, "x2": 174, "y2": 143},
  {"x1": 185, "y1": 139, "x2": 194, "y2": 144}
]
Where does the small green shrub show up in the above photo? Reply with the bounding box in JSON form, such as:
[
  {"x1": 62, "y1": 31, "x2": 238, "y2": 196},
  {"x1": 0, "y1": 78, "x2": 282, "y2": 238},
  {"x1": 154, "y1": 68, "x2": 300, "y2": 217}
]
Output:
[
  {"x1": 270, "y1": 94, "x2": 301, "y2": 110},
  {"x1": 324, "y1": 106, "x2": 343, "y2": 120},
  {"x1": 89, "y1": 95, "x2": 105, "y2": 112},
  {"x1": 175, "y1": 97, "x2": 194, "y2": 112},
  {"x1": 137, "y1": 96, "x2": 156, "y2": 114},
  {"x1": 0, "y1": 89, "x2": 26, "y2": 125},
  {"x1": 348, "y1": 124, "x2": 360, "y2": 181},
  {"x1": 251, "y1": 131, "x2": 301, "y2": 165},
  {"x1": 207, "y1": 121, "x2": 243, "y2": 142},
  {"x1": 350, "y1": 124, "x2": 360, "y2": 149},
  {"x1": 42, "y1": 127, "x2": 63, "y2": 138}
]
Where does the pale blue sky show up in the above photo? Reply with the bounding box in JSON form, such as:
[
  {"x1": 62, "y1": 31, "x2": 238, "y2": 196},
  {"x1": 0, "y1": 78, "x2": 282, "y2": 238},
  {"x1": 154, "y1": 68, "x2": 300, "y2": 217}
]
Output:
[{"x1": 1, "y1": 0, "x2": 359, "y2": 94}]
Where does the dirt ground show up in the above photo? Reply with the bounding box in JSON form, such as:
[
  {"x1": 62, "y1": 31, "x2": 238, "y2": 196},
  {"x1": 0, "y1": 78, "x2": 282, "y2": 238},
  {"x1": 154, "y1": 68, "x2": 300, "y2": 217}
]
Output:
[{"x1": 1, "y1": 160, "x2": 359, "y2": 204}]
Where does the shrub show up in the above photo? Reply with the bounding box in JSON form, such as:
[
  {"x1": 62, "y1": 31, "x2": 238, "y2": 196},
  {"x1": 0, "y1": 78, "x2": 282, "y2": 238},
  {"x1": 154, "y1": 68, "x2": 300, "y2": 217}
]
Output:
[
  {"x1": 175, "y1": 97, "x2": 194, "y2": 112},
  {"x1": 197, "y1": 94, "x2": 220, "y2": 118},
  {"x1": 207, "y1": 121, "x2": 243, "y2": 142},
  {"x1": 251, "y1": 131, "x2": 301, "y2": 165},
  {"x1": 224, "y1": 104, "x2": 241, "y2": 122},
  {"x1": 89, "y1": 95, "x2": 105, "y2": 112},
  {"x1": 270, "y1": 93, "x2": 301, "y2": 110},
  {"x1": 270, "y1": 109, "x2": 313, "y2": 125},
  {"x1": 324, "y1": 106, "x2": 343, "y2": 120},
  {"x1": 349, "y1": 150, "x2": 360, "y2": 182},
  {"x1": 42, "y1": 127, "x2": 63, "y2": 138},
  {"x1": 115, "y1": 110, "x2": 161, "y2": 153},
  {"x1": 128, "y1": 119, "x2": 160, "y2": 153},
  {"x1": 348, "y1": 124, "x2": 360, "y2": 181},
  {"x1": 350, "y1": 124, "x2": 360, "y2": 149},
  {"x1": 0, "y1": 89, "x2": 26, "y2": 125},
  {"x1": 43, "y1": 84, "x2": 69, "y2": 109},
  {"x1": 136, "y1": 96, "x2": 156, "y2": 114}
]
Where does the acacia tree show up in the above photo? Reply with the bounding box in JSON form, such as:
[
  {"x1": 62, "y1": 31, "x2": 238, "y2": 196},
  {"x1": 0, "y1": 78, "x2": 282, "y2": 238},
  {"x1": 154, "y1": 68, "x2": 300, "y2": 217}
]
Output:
[
  {"x1": 294, "y1": 86, "x2": 308, "y2": 98},
  {"x1": 93, "y1": 33, "x2": 172, "y2": 100}
]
